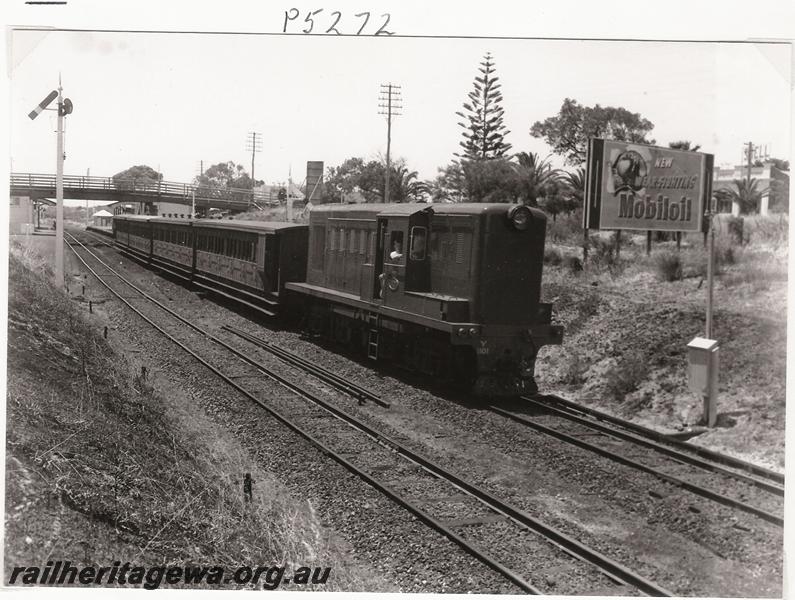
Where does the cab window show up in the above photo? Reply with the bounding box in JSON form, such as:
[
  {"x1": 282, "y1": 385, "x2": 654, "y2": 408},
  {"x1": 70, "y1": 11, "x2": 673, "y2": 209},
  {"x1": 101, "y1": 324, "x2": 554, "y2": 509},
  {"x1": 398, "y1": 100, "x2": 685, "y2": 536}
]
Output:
[
  {"x1": 386, "y1": 231, "x2": 404, "y2": 263},
  {"x1": 409, "y1": 226, "x2": 427, "y2": 261}
]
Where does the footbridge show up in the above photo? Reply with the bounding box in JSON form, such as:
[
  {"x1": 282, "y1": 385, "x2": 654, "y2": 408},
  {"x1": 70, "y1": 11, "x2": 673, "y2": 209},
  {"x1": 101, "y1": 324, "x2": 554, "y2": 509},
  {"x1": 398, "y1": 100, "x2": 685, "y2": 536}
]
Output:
[{"x1": 10, "y1": 172, "x2": 280, "y2": 211}]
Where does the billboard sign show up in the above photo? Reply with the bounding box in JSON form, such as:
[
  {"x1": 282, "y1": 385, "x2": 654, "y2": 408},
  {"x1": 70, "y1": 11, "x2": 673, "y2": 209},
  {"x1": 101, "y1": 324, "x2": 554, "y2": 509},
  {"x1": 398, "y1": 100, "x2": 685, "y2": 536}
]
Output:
[{"x1": 584, "y1": 139, "x2": 713, "y2": 232}]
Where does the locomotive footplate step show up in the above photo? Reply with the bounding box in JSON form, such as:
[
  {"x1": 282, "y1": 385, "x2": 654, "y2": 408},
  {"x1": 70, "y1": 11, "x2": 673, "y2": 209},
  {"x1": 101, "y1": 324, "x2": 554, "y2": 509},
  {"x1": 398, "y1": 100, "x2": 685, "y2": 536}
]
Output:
[{"x1": 442, "y1": 514, "x2": 509, "y2": 528}]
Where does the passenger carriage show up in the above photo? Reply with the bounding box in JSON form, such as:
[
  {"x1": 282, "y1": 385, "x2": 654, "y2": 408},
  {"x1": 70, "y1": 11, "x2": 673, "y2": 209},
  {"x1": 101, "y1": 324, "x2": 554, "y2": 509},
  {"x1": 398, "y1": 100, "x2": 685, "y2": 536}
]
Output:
[
  {"x1": 190, "y1": 220, "x2": 307, "y2": 316},
  {"x1": 112, "y1": 215, "x2": 307, "y2": 317}
]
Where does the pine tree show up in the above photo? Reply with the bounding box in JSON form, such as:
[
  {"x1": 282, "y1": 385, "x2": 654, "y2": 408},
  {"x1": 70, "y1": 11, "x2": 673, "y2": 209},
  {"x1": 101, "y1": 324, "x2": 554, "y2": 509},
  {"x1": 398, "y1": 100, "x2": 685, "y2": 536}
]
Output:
[{"x1": 455, "y1": 53, "x2": 512, "y2": 161}]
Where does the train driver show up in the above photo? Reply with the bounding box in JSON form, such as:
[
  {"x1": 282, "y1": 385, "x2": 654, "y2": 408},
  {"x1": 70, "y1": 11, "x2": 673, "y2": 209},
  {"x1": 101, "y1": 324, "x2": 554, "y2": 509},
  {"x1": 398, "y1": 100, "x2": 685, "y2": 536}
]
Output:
[{"x1": 389, "y1": 240, "x2": 404, "y2": 260}]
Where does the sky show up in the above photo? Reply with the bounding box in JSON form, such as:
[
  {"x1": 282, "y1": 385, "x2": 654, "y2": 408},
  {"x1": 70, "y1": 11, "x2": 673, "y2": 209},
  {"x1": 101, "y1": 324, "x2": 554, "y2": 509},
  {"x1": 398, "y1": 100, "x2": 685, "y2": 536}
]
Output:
[{"x1": 6, "y1": 3, "x2": 794, "y2": 200}]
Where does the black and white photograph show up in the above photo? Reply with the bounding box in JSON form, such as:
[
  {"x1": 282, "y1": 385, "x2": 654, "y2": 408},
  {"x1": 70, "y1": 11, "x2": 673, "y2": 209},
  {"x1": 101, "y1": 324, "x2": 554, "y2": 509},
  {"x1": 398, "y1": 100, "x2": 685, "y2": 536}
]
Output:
[{"x1": 3, "y1": 1, "x2": 792, "y2": 596}]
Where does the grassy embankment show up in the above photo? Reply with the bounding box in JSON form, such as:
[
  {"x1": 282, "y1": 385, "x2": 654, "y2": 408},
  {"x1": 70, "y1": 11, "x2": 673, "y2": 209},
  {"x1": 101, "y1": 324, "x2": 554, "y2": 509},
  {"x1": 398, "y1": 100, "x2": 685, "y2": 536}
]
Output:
[
  {"x1": 4, "y1": 240, "x2": 379, "y2": 590},
  {"x1": 537, "y1": 213, "x2": 788, "y2": 469}
]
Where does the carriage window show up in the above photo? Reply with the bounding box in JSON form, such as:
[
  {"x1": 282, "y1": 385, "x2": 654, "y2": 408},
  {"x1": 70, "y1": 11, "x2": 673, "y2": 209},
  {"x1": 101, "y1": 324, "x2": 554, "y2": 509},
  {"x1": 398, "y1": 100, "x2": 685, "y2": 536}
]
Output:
[
  {"x1": 339, "y1": 228, "x2": 346, "y2": 253},
  {"x1": 349, "y1": 229, "x2": 357, "y2": 253},
  {"x1": 409, "y1": 227, "x2": 427, "y2": 261},
  {"x1": 359, "y1": 230, "x2": 366, "y2": 255}
]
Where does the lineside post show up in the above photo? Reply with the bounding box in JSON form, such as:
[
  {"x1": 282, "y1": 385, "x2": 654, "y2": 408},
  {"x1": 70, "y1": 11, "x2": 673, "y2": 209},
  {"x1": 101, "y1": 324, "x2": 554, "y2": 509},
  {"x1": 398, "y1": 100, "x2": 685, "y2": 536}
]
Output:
[{"x1": 705, "y1": 198, "x2": 715, "y2": 338}]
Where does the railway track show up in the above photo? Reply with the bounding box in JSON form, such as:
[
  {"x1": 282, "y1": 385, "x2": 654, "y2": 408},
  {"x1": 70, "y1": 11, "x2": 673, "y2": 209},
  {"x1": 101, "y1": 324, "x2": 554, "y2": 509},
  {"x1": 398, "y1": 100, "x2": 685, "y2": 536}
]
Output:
[
  {"x1": 489, "y1": 395, "x2": 784, "y2": 527},
  {"x1": 65, "y1": 230, "x2": 673, "y2": 596}
]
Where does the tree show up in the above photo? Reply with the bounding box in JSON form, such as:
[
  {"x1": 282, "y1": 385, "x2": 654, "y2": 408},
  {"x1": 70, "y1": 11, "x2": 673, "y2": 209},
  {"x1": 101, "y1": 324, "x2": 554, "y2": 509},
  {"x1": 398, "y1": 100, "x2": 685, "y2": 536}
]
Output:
[
  {"x1": 431, "y1": 162, "x2": 469, "y2": 202},
  {"x1": 512, "y1": 152, "x2": 561, "y2": 207},
  {"x1": 668, "y1": 140, "x2": 701, "y2": 152},
  {"x1": 530, "y1": 98, "x2": 655, "y2": 166},
  {"x1": 460, "y1": 159, "x2": 520, "y2": 203},
  {"x1": 194, "y1": 161, "x2": 262, "y2": 189},
  {"x1": 325, "y1": 157, "x2": 366, "y2": 202},
  {"x1": 390, "y1": 164, "x2": 429, "y2": 202},
  {"x1": 455, "y1": 52, "x2": 512, "y2": 161},
  {"x1": 112, "y1": 165, "x2": 163, "y2": 189},
  {"x1": 563, "y1": 167, "x2": 586, "y2": 209},
  {"x1": 324, "y1": 156, "x2": 426, "y2": 203},
  {"x1": 538, "y1": 179, "x2": 571, "y2": 221}
]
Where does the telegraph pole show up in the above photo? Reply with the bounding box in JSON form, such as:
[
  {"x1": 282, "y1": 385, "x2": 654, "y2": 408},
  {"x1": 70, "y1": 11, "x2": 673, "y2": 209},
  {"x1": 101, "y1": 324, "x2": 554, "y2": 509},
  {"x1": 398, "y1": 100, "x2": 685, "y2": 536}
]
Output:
[
  {"x1": 744, "y1": 141, "x2": 754, "y2": 184},
  {"x1": 379, "y1": 83, "x2": 402, "y2": 203},
  {"x1": 246, "y1": 132, "x2": 262, "y2": 183}
]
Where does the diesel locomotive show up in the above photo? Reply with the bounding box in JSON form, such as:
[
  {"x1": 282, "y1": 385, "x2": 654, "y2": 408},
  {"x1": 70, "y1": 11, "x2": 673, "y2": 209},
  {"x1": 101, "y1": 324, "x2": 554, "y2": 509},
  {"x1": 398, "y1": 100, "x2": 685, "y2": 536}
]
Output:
[{"x1": 112, "y1": 203, "x2": 563, "y2": 394}]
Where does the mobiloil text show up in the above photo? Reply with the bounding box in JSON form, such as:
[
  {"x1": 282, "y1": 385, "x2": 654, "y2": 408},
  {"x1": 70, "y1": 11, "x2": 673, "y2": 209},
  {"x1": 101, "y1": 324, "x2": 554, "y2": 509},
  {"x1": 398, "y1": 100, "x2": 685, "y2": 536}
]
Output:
[{"x1": 618, "y1": 193, "x2": 693, "y2": 222}]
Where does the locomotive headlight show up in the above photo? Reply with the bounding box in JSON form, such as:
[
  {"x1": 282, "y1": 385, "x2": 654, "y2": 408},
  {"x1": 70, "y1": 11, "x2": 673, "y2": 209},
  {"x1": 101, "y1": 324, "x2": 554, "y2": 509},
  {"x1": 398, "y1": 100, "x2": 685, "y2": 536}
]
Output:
[
  {"x1": 508, "y1": 205, "x2": 532, "y2": 231},
  {"x1": 469, "y1": 327, "x2": 478, "y2": 337},
  {"x1": 457, "y1": 327, "x2": 467, "y2": 337}
]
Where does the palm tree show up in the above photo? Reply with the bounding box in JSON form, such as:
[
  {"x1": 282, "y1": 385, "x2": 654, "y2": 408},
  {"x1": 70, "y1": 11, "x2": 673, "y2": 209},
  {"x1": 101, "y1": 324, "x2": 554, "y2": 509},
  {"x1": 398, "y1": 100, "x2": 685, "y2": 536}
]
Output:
[
  {"x1": 390, "y1": 164, "x2": 430, "y2": 202},
  {"x1": 715, "y1": 178, "x2": 769, "y2": 215},
  {"x1": 563, "y1": 167, "x2": 586, "y2": 210},
  {"x1": 513, "y1": 151, "x2": 560, "y2": 207}
]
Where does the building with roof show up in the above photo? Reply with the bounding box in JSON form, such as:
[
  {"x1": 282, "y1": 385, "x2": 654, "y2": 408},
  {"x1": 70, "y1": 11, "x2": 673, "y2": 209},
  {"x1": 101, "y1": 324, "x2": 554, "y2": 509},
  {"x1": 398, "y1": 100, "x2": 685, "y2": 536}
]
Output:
[
  {"x1": 713, "y1": 161, "x2": 789, "y2": 216},
  {"x1": 91, "y1": 209, "x2": 114, "y2": 228},
  {"x1": 9, "y1": 195, "x2": 55, "y2": 234}
]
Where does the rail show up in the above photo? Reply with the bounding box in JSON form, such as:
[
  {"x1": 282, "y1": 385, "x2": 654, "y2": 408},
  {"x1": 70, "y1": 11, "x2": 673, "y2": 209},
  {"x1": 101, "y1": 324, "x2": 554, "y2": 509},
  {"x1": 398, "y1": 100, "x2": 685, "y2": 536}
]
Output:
[{"x1": 10, "y1": 172, "x2": 281, "y2": 207}]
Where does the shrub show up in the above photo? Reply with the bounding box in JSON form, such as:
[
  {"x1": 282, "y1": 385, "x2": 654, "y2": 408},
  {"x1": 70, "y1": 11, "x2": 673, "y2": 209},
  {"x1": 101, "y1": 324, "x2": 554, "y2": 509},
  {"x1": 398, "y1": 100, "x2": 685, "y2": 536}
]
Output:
[
  {"x1": 714, "y1": 239, "x2": 737, "y2": 265},
  {"x1": 604, "y1": 355, "x2": 647, "y2": 401},
  {"x1": 546, "y1": 209, "x2": 583, "y2": 244},
  {"x1": 579, "y1": 290, "x2": 601, "y2": 318},
  {"x1": 726, "y1": 216, "x2": 744, "y2": 245},
  {"x1": 745, "y1": 214, "x2": 789, "y2": 249},
  {"x1": 563, "y1": 255, "x2": 583, "y2": 273},
  {"x1": 655, "y1": 251, "x2": 683, "y2": 282},
  {"x1": 544, "y1": 247, "x2": 563, "y2": 265},
  {"x1": 588, "y1": 234, "x2": 616, "y2": 266},
  {"x1": 560, "y1": 348, "x2": 588, "y2": 385}
]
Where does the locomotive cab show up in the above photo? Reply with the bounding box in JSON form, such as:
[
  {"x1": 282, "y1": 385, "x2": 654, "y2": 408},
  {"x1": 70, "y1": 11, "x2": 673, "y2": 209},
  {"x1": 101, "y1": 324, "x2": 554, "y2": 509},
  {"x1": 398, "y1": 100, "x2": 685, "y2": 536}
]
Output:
[
  {"x1": 286, "y1": 203, "x2": 563, "y2": 396},
  {"x1": 374, "y1": 206, "x2": 433, "y2": 301}
]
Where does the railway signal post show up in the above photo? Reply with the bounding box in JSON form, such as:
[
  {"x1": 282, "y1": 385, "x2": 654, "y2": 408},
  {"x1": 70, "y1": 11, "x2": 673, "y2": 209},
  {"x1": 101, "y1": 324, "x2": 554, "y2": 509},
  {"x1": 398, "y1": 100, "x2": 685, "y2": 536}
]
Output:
[{"x1": 28, "y1": 76, "x2": 73, "y2": 288}]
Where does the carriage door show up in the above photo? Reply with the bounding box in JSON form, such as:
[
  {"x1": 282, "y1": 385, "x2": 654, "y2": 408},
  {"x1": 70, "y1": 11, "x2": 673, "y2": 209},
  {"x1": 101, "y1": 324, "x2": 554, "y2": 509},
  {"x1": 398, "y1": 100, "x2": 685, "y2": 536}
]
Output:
[
  {"x1": 372, "y1": 217, "x2": 388, "y2": 300},
  {"x1": 266, "y1": 234, "x2": 280, "y2": 293},
  {"x1": 405, "y1": 208, "x2": 432, "y2": 292},
  {"x1": 379, "y1": 217, "x2": 410, "y2": 300}
]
